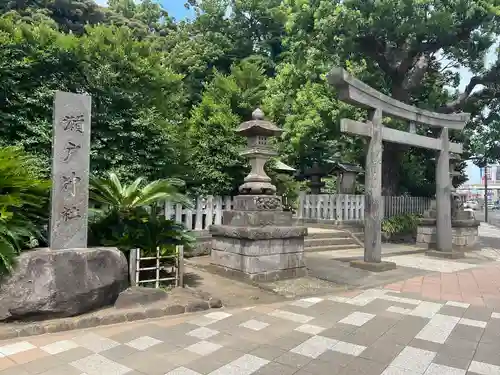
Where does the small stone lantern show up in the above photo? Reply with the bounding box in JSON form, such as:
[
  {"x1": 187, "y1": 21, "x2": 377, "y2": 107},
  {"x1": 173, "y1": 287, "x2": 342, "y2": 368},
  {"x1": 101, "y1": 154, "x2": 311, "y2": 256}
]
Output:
[
  {"x1": 237, "y1": 108, "x2": 282, "y2": 195},
  {"x1": 303, "y1": 163, "x2": 326, "y2": 194}
]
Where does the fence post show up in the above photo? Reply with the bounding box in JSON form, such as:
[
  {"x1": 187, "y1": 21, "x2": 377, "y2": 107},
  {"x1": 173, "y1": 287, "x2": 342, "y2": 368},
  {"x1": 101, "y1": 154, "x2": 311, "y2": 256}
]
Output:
[
  {"x1": 177, "y1": 245, "x2": 184, "y2": 287},
  {"x1": 206, "y1": 195, "x2": 214, "y2": 229},
  {"x1": 129, "y1": 249, "x2": 137, "y2": 287},
  {"x1": 297, "y1": 191, "x2": 306, "y2": 219},
  {"x1": 195, "y1": 197, "x2": 204, "y2": 230}
]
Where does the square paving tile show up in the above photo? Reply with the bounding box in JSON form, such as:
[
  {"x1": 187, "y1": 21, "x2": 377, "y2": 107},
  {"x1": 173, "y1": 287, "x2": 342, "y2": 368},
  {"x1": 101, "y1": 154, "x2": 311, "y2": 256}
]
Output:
[
  {"x1": 72, "y1": 333, "x2": 119, "y2": 353},
  {"x1": 71, "y1": 353, "x2": 132, "y2": 375},
  {"x1": 473, "y1": 342, "x2": 500, "y2": 366},
  {"x1": 339, "y1": 312, "x2": 376, "y2": 327},
  {"x1": 320, "y1": 326, "x2": 354, "y2": 341},
  {"x1": 54, "y1": 347, "x2": 94, "y2": 363},
  {"x1": 252, "y1": 361, "x2": 299, "y2": 375},
  {"x1": 301, "y1": 358, "x2": 346, "y2": 375},
  {"x1": 468, "y1": 360, "x2": 500, "y2": 375},
  {"x1": 462, "y1": 306, "x2": 493, "y2": 322},
  {"x1": 438, "y1": 306, "x2": 467, "y2": 318},
  {"x1": 0, "y1": 342, "x2": 36, "y2": 356},
  {"x1": 186, "y1": 341, "x2": 222, "y2": 356},
  {"x1": 250, "y1": 345, "x2": 287, "y2": 361},
  {"x1": 40, "y1": 340, "x2": 79, "y2": 355},
  {"x1": 290, "y1": 335, "x2": 337, "y2": 359},
  {"x1": 448, "y1": 325, "x2": 484, "y2": 343},
  {"x1": 239, "y1": 320, "x2": 270, "y2": 331},
  {"x1": 360, "y1": 339, "x2": 405, "y2": 365},
  {"x1": 440, "y1": 338, "x2": 478, "y2": 360},
  {"x1": 275, "y1": 351, "x2": 313, "y2": 369},
  {"x1": 316, "y1": 350, "x2": 356, "y2": 366},
  {"x1": 389, "y1": 346, "x2": 436, "y2": 374},
  {"x1": 99, "y1": 344, "x2": 138, "y2": 361},
  {"x1": 433, "y1": 353, "x2": 471, "y2": 371},
  {"x1": 163, "y1": 349, "x2": 202, "y2": 367},
  {"x1": 184, "y1": 356, "x2": 227, "y2": 374},
  {"x1": 268, "y1": 331, "x2": 311, "y2": 351},
  {"x1": 126, "y1": 336, "x2": 163, "y2": 351},
  {"x1": 36, "y1": 363, "x2": 84, "y2": 375},
  {"x1": 424, "y1": 363, "x2": 466, "y2": 375},
  {"x1": 187, "y1": 327, "x2": 220, "y2": 340},
  {"x1": 209, "y1": 354, "x2": 269, "y2": 375},
  {"x1": 337, "y1": 357, "x2": 388, "y2": 375},
  {"x1": 118, "y1": 351, "x2": 177, "y2": 375},
  {"x1": 295, "y1": 324, "x2": 326, "y2": 335},
  {"x1": 268, "y1": 310, "x2": 314, "y2": 324}
]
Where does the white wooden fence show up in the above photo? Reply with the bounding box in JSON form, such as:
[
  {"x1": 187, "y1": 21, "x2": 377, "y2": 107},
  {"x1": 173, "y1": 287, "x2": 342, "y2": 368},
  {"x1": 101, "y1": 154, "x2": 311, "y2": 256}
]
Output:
[
  {"x1": 163, "y1": 194, "x2": 432, "y2": 230},
  {"x1": 129, "y1": 246, "x2": 184, "y2": 288}
]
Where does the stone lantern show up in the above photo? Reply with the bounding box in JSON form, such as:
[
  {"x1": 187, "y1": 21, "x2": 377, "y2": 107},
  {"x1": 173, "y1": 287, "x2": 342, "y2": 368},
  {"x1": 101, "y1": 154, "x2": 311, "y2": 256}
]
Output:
[
  {"x1": 237, "y1": 108, "x2": 282, "y2": 195},
  {"x1": 302, "y1": 163, "x2": 326, "y2": 194},
  {"x1": 209, "y1": 108, "x2": 307, "y2": 281}
]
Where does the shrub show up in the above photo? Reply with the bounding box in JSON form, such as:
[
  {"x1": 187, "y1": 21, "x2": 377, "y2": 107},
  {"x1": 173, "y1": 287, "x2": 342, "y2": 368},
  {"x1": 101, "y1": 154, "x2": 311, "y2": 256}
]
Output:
[
  {"x1": 382, "y1": 213, "x2": 421, "y2": 236},
  {"x1": 88, "y1": 173, "x2": 194, "y2": 257},
  {"x1": 0, "y1": 147, "x2": 50, "y2": 277}
]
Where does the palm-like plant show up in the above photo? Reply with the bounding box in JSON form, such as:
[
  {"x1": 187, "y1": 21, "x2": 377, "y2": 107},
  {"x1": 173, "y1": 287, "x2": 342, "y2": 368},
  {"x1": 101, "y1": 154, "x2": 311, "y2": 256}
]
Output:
[
  {"x1": 89, "y1": 172, "x2": 192, "y2": 212},
  {"x1": 0, "y1": 147, "x2": 50, "y2": 277},
  {"x1": 88, "y1": 172, "x2": 194, "y2": 256}
]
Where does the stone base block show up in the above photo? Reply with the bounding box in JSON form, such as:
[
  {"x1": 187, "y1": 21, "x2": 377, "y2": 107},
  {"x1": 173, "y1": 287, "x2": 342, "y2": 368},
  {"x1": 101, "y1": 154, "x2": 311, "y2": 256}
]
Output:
[
  {"x1": 349, "y1": 260, "x2": 397, "y2": 272},
  {"x1": 223, "y1": 210, "x2": 293, "y2": 226},
  {"x1": 0, "y1": 247, "x2": 128, "y2": 321},
  {"x1": 211, "y1": 248, "x2": 305, "y2": 275},
  {"x1": 209, "y1": 265, "x2": 307, "y2": 282},
  {"x1": 425, "y1": 250, "x2": 465, "y2": 259},
  {"x1": 417, "y1": 219, "x2": 480, "y2": 250},
  {"x1": 210, "y1": 222, "x2": 306, "y2": 281},
  {"x1": 210, "y1": 225, "x2": 307, "y2": 240}
]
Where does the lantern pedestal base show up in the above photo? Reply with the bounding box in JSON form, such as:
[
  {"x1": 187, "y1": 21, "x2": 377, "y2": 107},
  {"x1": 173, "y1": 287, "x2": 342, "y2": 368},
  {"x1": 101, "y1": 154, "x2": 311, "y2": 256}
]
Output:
[{"x1": 209, "y1": 195, "x2": 307, "y2": 282}]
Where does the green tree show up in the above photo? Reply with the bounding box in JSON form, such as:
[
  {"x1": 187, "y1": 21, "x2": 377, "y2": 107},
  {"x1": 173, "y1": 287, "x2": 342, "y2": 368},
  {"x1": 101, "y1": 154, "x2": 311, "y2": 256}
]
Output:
[
  {"x1": 0, "y1": 18, "x2": 188, "y2": 182},
  {"x1": 276, "y1": 0, "x2": 500, "y2": 194},
  {"x1": 186, "y1": 59, "x2": 268, "y2": 195}
]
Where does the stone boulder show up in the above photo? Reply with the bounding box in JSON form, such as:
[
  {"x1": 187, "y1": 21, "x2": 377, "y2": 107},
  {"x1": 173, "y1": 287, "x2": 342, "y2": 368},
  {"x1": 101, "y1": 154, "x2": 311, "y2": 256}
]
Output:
[{"x1": 0, "y1": 247, "x2": 128, "y2": 321}]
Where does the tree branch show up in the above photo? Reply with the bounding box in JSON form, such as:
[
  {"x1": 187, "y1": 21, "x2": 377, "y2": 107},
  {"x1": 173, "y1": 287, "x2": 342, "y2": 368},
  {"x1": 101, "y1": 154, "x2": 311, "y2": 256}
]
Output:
[
  {"x1": 402, "y1": 54, "x2": 429, "y2": 91},
  {"x1": 438, "y1": 75, "x2": 484, "y2": 113}
]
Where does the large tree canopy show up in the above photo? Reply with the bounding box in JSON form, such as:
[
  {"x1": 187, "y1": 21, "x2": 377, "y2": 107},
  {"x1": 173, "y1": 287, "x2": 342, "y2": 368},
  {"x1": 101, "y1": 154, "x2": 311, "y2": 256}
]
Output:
[{"x1": 1, "y1": 0, "x2": 500, "y2": 196}]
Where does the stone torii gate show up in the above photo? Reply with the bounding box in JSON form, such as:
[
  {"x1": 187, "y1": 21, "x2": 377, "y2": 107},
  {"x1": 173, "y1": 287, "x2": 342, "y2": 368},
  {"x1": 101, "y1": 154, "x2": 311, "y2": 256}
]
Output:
[{"x1": 327, "y1": 68, "x2": 470, "y2": 271}]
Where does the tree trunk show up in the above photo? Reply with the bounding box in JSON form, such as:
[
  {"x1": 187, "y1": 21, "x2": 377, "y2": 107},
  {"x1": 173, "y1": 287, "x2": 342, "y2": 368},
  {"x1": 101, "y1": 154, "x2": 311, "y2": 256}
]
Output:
[
  {"x1": 381, "y1": 142, "x2": 404, "y2": 196},
  {"x1": 379, "y1": 87, "x2": 410, "y2": 196}
]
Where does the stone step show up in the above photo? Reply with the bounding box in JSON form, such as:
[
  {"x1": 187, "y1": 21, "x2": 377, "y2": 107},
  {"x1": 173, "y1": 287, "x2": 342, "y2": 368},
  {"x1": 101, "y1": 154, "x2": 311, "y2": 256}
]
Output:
[
  {"x1": 306, "y1": 229, "x2": 351, "y2": 239},
  {"x1": 305, "y1": 244, "x2": 362, "y2": 253},
  {"x1": 305, "y1": 237, "x2": 357, "y2": 247}
]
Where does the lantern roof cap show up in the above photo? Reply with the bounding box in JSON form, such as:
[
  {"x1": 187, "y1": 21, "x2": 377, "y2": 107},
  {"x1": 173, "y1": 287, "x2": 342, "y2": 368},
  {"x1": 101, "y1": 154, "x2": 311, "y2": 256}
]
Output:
[{"x1": 236, "y1": 108, "x2": 283, "y2": 137}]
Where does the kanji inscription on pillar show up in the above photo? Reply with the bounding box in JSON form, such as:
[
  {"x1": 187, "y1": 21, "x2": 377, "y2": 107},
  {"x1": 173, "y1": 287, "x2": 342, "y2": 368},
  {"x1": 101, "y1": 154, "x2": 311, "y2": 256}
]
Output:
[{"x1": 50, "y1": 91, "x2": 92, "y2": 250}]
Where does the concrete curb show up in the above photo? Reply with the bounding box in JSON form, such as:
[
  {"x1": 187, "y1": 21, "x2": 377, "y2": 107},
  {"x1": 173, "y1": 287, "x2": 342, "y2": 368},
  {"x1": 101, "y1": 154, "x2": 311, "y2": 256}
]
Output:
[{"x1": 0, "y1": 297, "x2": 223, "y2": 341}]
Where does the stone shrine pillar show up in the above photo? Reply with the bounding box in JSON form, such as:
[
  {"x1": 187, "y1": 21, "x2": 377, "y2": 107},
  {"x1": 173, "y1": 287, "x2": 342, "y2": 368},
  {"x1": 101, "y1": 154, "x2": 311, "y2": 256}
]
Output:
[
  {"x1": 420, "y1": 153, "x2": 480, "y2": 257},
  {"x1": 210, "y1": 109, "x2": 307, "y2": 281}
]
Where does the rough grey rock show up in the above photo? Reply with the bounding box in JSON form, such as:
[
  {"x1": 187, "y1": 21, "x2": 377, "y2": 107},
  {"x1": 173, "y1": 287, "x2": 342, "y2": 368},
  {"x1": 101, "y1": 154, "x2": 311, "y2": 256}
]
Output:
[
  {"x1": 0, "y1": 247, "x2": 128, "y2": 321},
  {"x1": 114, "y1": 286, "x2": 168, "y2": 309}
]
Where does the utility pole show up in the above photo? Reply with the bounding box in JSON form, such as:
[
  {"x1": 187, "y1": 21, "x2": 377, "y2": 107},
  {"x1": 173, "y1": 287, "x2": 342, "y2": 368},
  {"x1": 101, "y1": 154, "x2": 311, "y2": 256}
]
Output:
[{"x1": 484, "y1": 165, "x2": 489, "y2": 223}]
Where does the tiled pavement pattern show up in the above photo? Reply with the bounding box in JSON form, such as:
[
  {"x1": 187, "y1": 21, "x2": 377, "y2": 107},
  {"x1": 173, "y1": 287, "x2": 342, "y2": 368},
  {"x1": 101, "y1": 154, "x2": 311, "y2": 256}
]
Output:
[
  {"x1": 1, "y1": 288, "x2": 500, "y2": 375},
  {"x1": 384, "y1": 263, "x2": 500, "y2": 308}
]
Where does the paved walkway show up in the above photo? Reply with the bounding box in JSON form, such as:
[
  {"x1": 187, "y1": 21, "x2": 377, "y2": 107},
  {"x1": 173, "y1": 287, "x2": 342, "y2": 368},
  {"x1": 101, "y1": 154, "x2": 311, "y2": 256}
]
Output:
[
  {"x1": 1, "y1": 272, "x2": 500, "y2": 375},
  {"x1": 1, "y1": 224, "x2": 500, "y2": 375}
]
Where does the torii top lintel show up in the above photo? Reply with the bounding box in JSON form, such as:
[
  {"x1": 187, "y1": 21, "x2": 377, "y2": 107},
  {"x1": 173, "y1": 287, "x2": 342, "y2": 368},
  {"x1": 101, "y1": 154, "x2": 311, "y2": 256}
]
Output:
[{"x1": 327, "y1": 68, "x2": 470, "y2": 131}]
